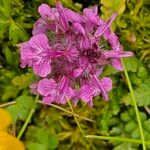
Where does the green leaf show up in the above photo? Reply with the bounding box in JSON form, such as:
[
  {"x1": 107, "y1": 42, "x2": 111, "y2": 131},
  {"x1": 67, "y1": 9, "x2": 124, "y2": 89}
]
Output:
[
  {"x1": 120, "y1": 112, "x2": 132, "y2": 122},
  {"x1": 0, "y1": 19, "x2": 9, "y2": 38},
  {"x1": 103, "y1": 65, "x2": 117, "y2": 76},
  {"x1": 125, "y1": 121, "x2": 137, "y2": 133},
  {"x1": 121, "y1": 78, "x2": 150, "y2": 106},
  {"x1": 12, "y1": 73, "x2": 34, "y2": 89},
  {"x1": 16, "y1": 95, "x2": 34, "y2": 121},
  {"x1": 101, "y1": 0, "x2": 126, "y2": 15},
  {"x1": 114, "y1": 143, "x2": 137, "y2": 150},
  {"x1": 3, "y1": 47, "x2": 13, "y2": 65},
  {"x1": 27, "y1": 142, "x2": 47, "y2": 150},
  {"x1": 0, "y1": 0, "x2": 11, "y2": 17},
  {"x1": 131, "y1": 128, "x2": 140, "y2": 139},
  {"x1": 49, "y1": 134, "x2": 59, "y2": 150},
  {"x1": 137, "y1": 65, "x2": 148, "y2": 79},
  {"x1": 25, "y1": 126, "x2": 59, "y2": 150},
  {"x1": 2, "y1": 85, "x2": 19, "y2": 101},
  {"x1": 123, "y1": 57, "x2": 138, "y2": 72},
  {"x1": 143, "y1": 119, "x2": 150, "y2": 132},
  {"x1": 9, "y1": 22, "x2": 29, "y2": 45},
  {"x1": 7, "y1": 105, "x2": 20, "y2": 123},
  {"x1": 6, "y1": 95, "x2": 34, "y2": 122},
  {"x1": 3, "y1": 46, "x2": 19, "y2": 67}
]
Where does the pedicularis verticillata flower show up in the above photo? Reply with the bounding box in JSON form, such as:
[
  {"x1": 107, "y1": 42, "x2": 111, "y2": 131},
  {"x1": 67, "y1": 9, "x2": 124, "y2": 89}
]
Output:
[{"x1": 19, "y1": 2, "x2": 133, "y2": 106}]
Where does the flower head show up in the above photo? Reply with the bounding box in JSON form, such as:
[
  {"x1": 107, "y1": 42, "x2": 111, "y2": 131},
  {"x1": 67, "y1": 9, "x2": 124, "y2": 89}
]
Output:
[{"x1": 19, "y1": 3, "x2": 133, "y2": 106}]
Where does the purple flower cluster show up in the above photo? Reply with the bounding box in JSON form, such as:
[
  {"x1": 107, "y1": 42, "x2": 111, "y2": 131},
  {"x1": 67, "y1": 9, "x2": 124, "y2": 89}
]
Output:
[{"x1": 19, "y1": 2, "x2": 133, "y2": 106}]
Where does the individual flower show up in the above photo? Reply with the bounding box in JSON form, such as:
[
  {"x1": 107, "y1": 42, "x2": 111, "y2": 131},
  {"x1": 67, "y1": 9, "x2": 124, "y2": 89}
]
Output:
[
  {"x1": 0, "y1": 108, "x2": 25, "y2": 150},
  {"x1": 20, "y1": 34, "x2": 62, "y2": 77},
  {"x1": 0, "y1": 108, "x2": 12, "y2": 130},
  {"x1": 19, "y1": 2, "x2": 133, "y2": 106}
]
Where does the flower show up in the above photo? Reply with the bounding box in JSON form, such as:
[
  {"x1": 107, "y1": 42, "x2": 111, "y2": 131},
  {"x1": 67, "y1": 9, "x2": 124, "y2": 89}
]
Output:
[
  {"x1": 0, "y1": 131, "x2": 25, "y2": 150},
  {"x1": 0, "y1": 108, "x2": 25, "y2": 150},
  {"x1": 37, "y1": 76, "x2": 73, "y2": 104},
  {"x1": 20, "y1": 34, "x2": 62, "y2": 77},
  {"x1": 19, "y1": 2, "x2": 133, "y2": 106},
  {"x1": 0, "y1": 108, "x2": 12, "y2": 130}
]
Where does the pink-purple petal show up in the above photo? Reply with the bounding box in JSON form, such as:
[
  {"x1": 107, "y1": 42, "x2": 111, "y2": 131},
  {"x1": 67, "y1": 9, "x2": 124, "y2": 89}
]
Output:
[
  {"x1": 33, "y1": 59, "x2": 51, "y2": 77},
  {"x1": 112, "y1": 58, "x2": 123, "y2": 71},
  {"x1": 30, "y1": 34, "x2": 49, "y2": 51},
  {"x1": 38, "y1": 78, "x2": 57, "y2": 96},
  {"x1": 38, "y1": 4, "x2": 51, "y2": 17}
]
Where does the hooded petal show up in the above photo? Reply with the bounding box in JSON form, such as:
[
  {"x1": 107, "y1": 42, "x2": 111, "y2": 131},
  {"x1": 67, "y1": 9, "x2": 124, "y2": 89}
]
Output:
[
  {"x1": 38, "y1": 4, "x2": 52, "y2": 18},
  {"x1": 94, "y1": 13, "x2": 117, "y2": 38},
  {"x1": 65, "y1": 9, "x2": 83, "y2": 23},
  {"x1": 38, "y1": 78, "x2": 57, "y2": 96},
  {"x1": 56, "y1": 2, "x2": 69, "y2": 30}
]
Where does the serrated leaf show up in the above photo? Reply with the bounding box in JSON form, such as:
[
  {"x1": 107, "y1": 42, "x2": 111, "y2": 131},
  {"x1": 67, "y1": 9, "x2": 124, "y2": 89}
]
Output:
[
  {"x1": 6, "y1": 95, "x2": 34, "y2": 122},
  {"x1": 6, "y1": 105, "x2": 19, "y2": 123},
  {"x1": 16, "y1": 96, "x2": 34, "y2": 121},
  {"x1": 123, "y1": 57, "x2": 138, "y2": 72},
  {"x1": 121, "y1": 78, "x2": 150, "y2": 106}
]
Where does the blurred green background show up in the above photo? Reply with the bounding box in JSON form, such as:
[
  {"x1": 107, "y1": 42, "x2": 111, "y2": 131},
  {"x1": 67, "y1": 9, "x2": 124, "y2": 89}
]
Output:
[{"x1": 0, "y1": 0, "x2": 150, "y2": 149}]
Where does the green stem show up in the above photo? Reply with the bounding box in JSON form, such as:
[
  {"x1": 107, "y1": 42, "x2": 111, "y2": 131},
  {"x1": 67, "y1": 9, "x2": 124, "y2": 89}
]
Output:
[
  {"x1": 39, "y1": 101, "x2": 95, "y2": 123},
  {"x1": 17, "y1": 95, "x2": 39, "y2": 139},
  {"x1": 66, "y1": 97, "x2": 96, "y2": 150},
  {"x1": 67, "y1": 97, "x2": 85, "y2": 136},
  {"x1": 0, "y1": 100, "x2": 95, "y2": 123},
  {"x1": 121, "y1": 59, "x2": 146, "y2": 150},
  {"x1": 0, "y1": 101, "x2": 15, "y2": 107},
  {"x1": 86, "y1": 135, "x2": 150, "y2": 146}
]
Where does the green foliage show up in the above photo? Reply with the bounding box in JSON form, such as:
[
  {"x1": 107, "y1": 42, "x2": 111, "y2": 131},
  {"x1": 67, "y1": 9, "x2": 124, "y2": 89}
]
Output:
[
  {"x1": 122, "y1": 78, "x2": 150, "y2": 106},
  {"x1": 12, "y1": 73, "x2": 35, "y2": 89},
  {"x1": 7, "y1": 95, "x2": 34, "y2": 122},
  {"x1": 25, "y1": 126, "x2": 59, "y2": 150},
  {"x1": 0, "y1": 0, "x2": 149, "y2": 149}
]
